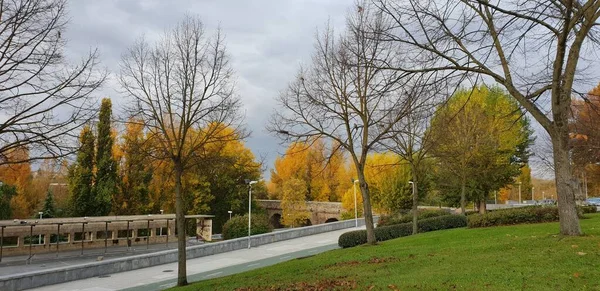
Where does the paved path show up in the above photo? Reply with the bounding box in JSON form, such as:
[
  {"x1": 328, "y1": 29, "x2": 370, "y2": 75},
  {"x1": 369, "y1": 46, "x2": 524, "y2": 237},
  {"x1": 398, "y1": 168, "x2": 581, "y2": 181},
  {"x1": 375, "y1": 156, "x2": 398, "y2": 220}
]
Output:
[{"x1": 31, "y1": 227, "x2": 361, "y2": 291}]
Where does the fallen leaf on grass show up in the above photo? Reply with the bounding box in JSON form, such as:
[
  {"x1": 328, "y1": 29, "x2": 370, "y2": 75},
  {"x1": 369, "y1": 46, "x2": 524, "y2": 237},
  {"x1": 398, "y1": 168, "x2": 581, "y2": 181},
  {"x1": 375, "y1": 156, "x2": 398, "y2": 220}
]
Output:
[
  {"x1": 574, "y1": 273, "x2": 581, "y2": 278},
  {"x1": 577, "y1": 252, "x2": 587, "y2": 256},
  {"x1": 388, "y1": 284, "x2": 399, "y2": 290},
  {"x1": 235, "y1": 278, "x2": 358, "y2": 291},
  {"x1": 571, "y1": 245, "x2": 578, "y2": 249},
  {"x1": 368, "y1": 257, "x2": 399, "y2": 264}
]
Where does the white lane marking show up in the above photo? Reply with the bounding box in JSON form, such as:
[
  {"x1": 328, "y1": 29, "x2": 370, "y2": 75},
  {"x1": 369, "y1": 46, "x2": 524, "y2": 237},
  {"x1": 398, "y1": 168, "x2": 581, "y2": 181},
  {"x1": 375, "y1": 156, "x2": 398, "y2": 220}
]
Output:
[
  {"x1": 247, "y1": 263, "x2": 260, "y2": 267},
  {"x1": 280, "y1": 255, "x2": 291, "y2": 260},
  {"x1": 205, "y1": 271, "x2": 223, "y2": 277}
]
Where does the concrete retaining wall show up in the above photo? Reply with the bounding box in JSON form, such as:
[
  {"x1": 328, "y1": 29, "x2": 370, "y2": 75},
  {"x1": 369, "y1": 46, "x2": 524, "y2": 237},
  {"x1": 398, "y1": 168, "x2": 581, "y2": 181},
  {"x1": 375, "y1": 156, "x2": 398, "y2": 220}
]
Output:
[{"x1": 0, "y1": 218, "x2": 371, "y2": 291}]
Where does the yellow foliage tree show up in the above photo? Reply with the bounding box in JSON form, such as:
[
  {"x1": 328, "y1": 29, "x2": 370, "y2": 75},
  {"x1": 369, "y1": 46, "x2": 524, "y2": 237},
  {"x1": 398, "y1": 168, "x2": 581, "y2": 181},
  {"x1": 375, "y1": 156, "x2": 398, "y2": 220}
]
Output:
[
  {"x1": 340, "y1": 152, "x2": 413, "y2": 215},
  {"x1": 281, "y1": 178, "x2": 310, "y2": 227},
  {"x1": 269, "y1": 139, "x2": 349, "y2": 202}
]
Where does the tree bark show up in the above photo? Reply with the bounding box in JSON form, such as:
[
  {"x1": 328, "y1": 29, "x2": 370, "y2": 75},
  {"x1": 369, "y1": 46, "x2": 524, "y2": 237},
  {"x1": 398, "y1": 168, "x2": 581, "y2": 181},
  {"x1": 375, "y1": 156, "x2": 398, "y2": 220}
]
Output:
[
  {"x1": 478, "y1": 199, "x2": 486, "y2": 214},
  {"x1": 410, "y1": 164, "x2": 419, "y2": 235},
  {"x1": 357, "y1": 170, "x2": 376, "y2": 244},
  {"x1": 552, "y1": 130, "x2": 582, "y2": 236},
  {"x1": 174, "y1": 161, "x2": 188, "y2": 286},
  {"x1": 460, "y1": 174, "x2": 466, "y2": 215}
]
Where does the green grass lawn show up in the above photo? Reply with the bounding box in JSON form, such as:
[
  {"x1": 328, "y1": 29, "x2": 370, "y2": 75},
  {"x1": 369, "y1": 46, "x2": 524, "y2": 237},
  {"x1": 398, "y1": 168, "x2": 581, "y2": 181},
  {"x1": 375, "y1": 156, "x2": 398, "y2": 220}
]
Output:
[{"x1": 176, "y1": 214, "x2": 600, "y2": 290}]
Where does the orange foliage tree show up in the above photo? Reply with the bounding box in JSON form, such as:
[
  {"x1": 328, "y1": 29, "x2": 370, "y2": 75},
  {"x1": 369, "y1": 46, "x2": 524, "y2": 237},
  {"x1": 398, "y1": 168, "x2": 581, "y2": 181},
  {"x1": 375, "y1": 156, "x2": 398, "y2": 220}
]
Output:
[
  {"x1": 269, "y1": 139, "x2": 349, "y2": 202},
  {"x1": 570, "y1": 84, "x2": 600, "y2": 198},
  {"x1": 0, "y1": 147, "x2": 38, "y2": 218}
]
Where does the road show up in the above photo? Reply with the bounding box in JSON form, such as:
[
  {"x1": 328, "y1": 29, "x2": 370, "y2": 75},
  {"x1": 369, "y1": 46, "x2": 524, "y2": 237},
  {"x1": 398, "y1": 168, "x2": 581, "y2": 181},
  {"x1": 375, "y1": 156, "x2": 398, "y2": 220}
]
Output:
[{"x1": 30, "y1": 227, "x2": 360, "y2": 291}]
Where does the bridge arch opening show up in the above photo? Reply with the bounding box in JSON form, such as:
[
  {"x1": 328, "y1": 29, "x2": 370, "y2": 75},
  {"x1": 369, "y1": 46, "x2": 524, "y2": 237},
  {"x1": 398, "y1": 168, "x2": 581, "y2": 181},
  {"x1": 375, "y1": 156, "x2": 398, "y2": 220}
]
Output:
[
  {"x1": 270, "y1": 213, "x2": 283, "y2": 229},
  {"x1": 325, "y1": 218, "x2": 338, "y2": 223}
]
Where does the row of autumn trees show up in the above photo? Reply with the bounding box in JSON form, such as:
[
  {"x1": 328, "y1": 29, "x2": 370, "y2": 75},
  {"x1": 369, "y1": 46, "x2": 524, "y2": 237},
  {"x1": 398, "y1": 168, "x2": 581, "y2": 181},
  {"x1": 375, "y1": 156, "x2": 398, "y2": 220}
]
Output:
[
  {"x1": 0, "y1": 98, "x2": 264, "y2": 226},
  {"x1": 270, "y1": 1, "x2": 600, "y2": 244},
  {"x1": 67, "y1": 99, "x2": 263, "y2": 230},
  {"x1": 269, "y1": 86, "x2": 534, "y2": 224}
]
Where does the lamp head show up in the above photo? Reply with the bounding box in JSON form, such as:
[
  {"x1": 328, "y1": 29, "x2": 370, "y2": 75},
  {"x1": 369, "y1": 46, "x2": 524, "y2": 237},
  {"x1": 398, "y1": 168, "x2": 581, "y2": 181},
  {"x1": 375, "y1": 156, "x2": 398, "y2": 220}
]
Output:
[{"x1": 408, "y1": 181, "x2": 414, "y2": 185}]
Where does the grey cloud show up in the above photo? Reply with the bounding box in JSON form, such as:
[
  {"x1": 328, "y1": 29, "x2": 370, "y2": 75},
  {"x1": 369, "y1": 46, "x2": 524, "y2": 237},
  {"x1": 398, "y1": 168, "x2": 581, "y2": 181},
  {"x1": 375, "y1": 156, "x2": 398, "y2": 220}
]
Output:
[{"x1": 62, "y1": 0, "x2": 351, "y2": 178}]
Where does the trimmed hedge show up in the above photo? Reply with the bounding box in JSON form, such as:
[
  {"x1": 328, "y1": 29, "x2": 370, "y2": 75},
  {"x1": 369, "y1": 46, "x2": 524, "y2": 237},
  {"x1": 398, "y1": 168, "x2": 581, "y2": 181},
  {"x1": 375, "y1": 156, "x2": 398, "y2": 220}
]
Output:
[
  {"x1": 467, "y1": 206, "x2": 564, "y2": 228},
  {"x1": 338, "y1": 215, "x2": 467, "y2": 248},
  {"x1": 222, "y1": 213, "x2": 272, "y2": 240},
  {"x1": 377, "y1": 209, "x2": 451, "y2": 227},
  {"x1": 579, "y1": 205, "x2": 598, "y2": 214}
]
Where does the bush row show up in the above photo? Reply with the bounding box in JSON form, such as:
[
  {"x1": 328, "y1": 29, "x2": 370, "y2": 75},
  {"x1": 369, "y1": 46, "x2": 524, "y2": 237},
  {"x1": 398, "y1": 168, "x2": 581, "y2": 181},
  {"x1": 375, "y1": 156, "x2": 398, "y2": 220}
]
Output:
[
  {"x1": 222, "y1": 213, "x2": 272, "y2": 240},
  {"x1": 338, "y1": 214, "x2": 467, "y2": 248},
  {"x1": 377, "y1": 209, "x2": 451, "y2": 227},
  {"x1": 579, "y1": 205, "x2": 598, "y2": 214},
  {"x1": 467, "y1": 206, "x2": 563, "y2": 228}
]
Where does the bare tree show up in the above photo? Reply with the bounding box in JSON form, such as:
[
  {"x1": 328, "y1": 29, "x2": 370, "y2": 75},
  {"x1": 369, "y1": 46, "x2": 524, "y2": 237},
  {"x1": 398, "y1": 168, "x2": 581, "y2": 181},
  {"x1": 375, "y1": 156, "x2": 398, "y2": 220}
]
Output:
[
  {"x1": 270, "y1": 7, "x2": 416, "y2": 244},
  {"x1": 0, "y1": 0, "x2": 105, "y2": 165},
  {"x1": 372, "y1": 0, "x2": 600, "y2": 235},
  {"x1": 119, "y1": 16, "x2": 241, "y2": 286},
  {"x1": 380, "y1": 76, "x2": 444, "y2": 234}
]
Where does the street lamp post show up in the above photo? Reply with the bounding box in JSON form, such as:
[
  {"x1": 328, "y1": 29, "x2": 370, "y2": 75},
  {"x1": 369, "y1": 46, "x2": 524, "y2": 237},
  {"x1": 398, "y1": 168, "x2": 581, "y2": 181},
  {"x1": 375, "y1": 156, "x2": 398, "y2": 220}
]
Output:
[
  {"x1": 353, "y1": 179, "x2": 359, "y2": 228},
  {"x1": 246, "y1": 180, "x2": 258, "y2": 249},
  {"x1": 38, "y1": 212, "x2": 43, "y2": 244},
  {"x1": 517, "y1": 182, "x2": 522, "y2": 204},
  {"x1": 228, "y1": 210, "x2": 232, "y2": 220},
  {"x1": 532, "y1": 187, "x2": 535, "y2": 202},
  {"x1": 159, "y1": 210, "x2": 164, "y2": 236}
]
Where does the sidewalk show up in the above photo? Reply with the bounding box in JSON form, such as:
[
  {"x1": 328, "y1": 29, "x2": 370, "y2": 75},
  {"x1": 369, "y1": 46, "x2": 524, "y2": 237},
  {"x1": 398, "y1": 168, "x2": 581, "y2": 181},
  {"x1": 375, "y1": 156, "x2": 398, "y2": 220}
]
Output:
[
  {"x1": 31, "y1": 227, "x2": 361, "y2": 291},
  {"x1": 0, "y1": 239, "x2": 204, "y2": 276}
]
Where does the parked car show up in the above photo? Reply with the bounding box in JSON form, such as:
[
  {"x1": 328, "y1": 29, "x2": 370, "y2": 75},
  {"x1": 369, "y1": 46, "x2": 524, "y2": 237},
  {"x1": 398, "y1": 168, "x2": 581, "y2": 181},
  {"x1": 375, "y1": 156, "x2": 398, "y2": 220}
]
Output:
[
  {"x1": 539, "y1": 199, "x2": 556, "y2": 206},
  {"x1": 586, "y1": 198, "x2": 600, "y2": 206}
]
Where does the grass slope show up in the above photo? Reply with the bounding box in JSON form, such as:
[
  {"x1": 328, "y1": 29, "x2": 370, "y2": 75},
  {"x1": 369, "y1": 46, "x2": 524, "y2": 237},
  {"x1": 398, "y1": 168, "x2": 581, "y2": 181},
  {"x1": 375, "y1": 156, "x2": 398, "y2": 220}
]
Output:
[{"x1": 176, "y1": 214, "x2": 600, "y2": 290}]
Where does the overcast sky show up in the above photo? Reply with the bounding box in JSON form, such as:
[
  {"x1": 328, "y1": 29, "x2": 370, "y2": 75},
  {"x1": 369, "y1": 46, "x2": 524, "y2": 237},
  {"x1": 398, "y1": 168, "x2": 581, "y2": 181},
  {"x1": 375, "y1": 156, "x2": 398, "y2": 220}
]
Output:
[
  {"x1": 63, "y1": 0, "x2": 351, "y2": 179},
  {"x1": 61, "y1": 0, "x2": 563, "y2": 180}
]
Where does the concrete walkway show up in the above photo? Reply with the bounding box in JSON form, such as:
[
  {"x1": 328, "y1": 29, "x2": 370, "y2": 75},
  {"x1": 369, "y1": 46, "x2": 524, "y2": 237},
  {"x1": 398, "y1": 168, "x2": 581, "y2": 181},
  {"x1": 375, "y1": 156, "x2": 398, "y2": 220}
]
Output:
[{"x1": 31, "y1": 227, "x2": 361, "y2": 291}]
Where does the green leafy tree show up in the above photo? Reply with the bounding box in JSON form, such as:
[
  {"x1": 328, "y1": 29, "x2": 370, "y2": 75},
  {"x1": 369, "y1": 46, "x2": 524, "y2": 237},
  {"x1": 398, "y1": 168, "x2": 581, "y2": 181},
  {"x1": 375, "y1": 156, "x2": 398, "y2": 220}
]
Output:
[
  {"x1": 430, "y1": 86, "x2": 532, "y2": 213},
  {"x1": 0, "y1": 183, "x2": 16, "y2": 219},
  {"x1": 95, "y1": 98, "x2": 117, "y2": 215},
  {"x1": 41, "y1": 189, "x2": 57, "y2": 218},
  {"x1": 68, "y1": 126, "x2": 95, "y2": 216}
]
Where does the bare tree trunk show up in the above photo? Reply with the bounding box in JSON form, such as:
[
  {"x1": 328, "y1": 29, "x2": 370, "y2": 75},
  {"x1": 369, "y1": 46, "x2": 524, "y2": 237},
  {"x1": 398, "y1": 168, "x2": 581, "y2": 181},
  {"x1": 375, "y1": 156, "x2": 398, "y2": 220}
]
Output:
[
  {"x1": 174, "y1": 161, "x2": 187, "y2": 286},
  {"x1": 553, "y1": 131, "x2": 582, "y2": 236},
  {"x1": 460, "y1": 175, "x2": 466, "y2": 215},
  {"x1": 357, "y1": 170, "x2": 376, "y2": 244},
  {"x1": 411, "y1": 165, "x2": 419, "y2": 235}
]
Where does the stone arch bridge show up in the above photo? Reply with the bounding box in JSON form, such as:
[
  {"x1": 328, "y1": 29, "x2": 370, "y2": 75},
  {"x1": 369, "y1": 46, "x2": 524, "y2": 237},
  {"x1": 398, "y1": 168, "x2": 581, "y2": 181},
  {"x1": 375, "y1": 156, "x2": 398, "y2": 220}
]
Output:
[{"x1": 256, "y1": 200, "x2": 343, "y2": 228}]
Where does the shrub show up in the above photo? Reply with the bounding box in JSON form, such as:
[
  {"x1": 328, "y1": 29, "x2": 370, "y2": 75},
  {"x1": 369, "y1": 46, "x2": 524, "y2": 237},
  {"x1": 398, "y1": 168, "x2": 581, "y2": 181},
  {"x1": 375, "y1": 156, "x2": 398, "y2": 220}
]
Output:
[
  {"x1": 338, "y1": 214, "x2": 467, "y2": 248},
  {"x1": 222, "y1": 213, "x2": 272, "y2": 240},
  {"x1": 377, "y1": 209, "x2": 450, "y2": 227},
  {"x1": 578, "y1": 205, "x2": 597, "y2": 214},
  {"x1": 467, "y1": 206, "x2": 563, "y2": 228}
]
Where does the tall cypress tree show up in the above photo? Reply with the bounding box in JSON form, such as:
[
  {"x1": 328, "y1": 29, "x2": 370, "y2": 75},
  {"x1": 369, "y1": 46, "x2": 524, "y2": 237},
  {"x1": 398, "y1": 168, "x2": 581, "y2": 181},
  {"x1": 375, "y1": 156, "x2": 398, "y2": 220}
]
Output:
[
  {"x1": 68, "y1": 126, "x2": 95, "y2": 216},
  {"x1": 95, "y1": 98, "x2": 117, "y2": 216},
  {"x1": 41, "y1": 189, "x2": 57, "y2": 218}
]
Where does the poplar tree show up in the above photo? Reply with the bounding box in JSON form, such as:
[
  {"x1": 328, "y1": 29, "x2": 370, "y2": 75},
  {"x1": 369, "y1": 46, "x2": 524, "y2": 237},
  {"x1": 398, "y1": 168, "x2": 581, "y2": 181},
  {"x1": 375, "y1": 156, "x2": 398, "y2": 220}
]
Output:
[
  {"x1": 95, "y1": 98, "x2": 117, "y2": 215},
  {"x1": 68, "y1": 126, "x2": 95, "y2": 216}
]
